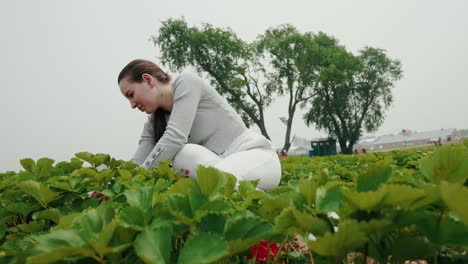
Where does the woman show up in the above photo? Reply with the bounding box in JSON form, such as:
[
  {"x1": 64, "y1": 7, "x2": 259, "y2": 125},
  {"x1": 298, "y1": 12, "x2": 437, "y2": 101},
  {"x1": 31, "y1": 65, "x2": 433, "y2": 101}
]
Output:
[{"x1": 118, "y1": 59, "x2": 281, "y2": 191}]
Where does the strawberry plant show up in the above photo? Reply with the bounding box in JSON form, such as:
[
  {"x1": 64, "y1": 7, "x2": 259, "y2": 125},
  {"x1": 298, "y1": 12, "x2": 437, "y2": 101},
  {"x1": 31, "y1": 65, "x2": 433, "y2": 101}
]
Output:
[{"x1": 0, "y1": 143, "x2": 467, "y2": 263}]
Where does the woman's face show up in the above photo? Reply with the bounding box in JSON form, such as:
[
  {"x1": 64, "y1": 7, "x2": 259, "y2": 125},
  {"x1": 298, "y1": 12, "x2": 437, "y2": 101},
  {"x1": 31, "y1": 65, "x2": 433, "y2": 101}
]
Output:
[{"x1": 119, "y1": 74, "x2": 158, "y2": 114}]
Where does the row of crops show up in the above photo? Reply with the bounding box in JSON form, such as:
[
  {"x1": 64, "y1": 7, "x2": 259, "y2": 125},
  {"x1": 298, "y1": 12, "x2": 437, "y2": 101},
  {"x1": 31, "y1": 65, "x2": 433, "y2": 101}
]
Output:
[{"x1": 1, "y1": 140, "x2": 467, "y2": 263}]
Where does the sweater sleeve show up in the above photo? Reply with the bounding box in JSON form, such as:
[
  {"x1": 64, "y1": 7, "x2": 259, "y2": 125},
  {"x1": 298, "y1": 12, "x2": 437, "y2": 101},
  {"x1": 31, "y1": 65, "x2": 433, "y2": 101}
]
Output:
[
  {"x1": 140, "y1": 73, "x2": 204, "y2": 169},
  {"x1": 130, "y1": 119, "x2": 155, "y2": 166}
]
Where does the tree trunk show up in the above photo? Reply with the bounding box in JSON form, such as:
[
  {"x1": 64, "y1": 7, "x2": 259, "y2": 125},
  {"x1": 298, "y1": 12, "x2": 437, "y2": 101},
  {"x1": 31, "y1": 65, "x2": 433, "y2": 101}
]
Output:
[
  {"x1": 282, "y1": 109, "x2": 295, "y2": 151},
  {"x1": 257, "y1": 121, "x2": 270, "y2": 140},
  {"x1": 209, "y1": 70, "x2": 271, "y2": 141},
  {"x1": 338, "y1": 139, "x2": 353, "y2": 154},
  {"x1": 342, "y1": 145, "x2": 353, "y2": 154}
]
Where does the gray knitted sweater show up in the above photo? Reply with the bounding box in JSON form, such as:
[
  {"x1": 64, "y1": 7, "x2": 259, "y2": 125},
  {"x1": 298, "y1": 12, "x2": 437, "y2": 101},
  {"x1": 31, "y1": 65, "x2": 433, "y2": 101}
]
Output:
[{"x1": 131, "y1": 72, "x2": 247, "y2": 169}]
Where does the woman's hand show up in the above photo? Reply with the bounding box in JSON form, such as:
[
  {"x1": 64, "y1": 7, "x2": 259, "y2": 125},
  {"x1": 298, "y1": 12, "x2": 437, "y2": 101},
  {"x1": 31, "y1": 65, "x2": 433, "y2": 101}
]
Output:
[{"x1": 87, "y1": 190, "x2": 110, "y2": 201}]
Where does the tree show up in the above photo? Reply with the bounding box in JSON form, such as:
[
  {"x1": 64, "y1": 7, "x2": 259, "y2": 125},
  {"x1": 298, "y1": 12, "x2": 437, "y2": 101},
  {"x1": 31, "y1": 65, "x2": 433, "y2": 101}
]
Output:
[
  {"x1": 304, "y1": 45, "x2": 403, "y2": 154},
  {"x1": 152, "y1": 18, "x2": 274, "y2": 140},
  {"x1": 256, "y1": 25, "x2": 319, "y2": 151}
]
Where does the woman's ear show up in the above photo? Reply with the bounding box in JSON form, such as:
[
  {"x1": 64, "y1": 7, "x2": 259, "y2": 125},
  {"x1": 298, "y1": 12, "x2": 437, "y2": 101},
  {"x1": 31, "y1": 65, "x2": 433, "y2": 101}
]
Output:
[{"x1": 142, "y1": 73, "x2": 154, "y2": 86}]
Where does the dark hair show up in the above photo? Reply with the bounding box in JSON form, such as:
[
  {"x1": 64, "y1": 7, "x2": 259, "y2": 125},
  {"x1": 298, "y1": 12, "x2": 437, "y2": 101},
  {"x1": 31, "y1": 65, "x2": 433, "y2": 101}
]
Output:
[{"x1": 118, "y1": 59, "x2": 171, "y2": 143}]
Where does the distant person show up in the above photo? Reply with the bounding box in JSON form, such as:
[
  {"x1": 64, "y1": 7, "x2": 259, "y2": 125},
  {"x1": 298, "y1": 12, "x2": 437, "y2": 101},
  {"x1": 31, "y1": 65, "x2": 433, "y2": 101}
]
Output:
[
  {"x1": 279, "y1": 149, "x2": 288, "y2": 158},
  {"x1": 117, "y1": 59, "x2": 281, "y2": 190}
]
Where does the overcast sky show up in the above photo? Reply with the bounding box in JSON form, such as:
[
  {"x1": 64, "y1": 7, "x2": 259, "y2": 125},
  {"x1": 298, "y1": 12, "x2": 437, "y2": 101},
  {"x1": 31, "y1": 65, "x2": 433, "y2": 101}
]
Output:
[{"x1": 1, "y1": 0, "x2": 467, "y2": 172}]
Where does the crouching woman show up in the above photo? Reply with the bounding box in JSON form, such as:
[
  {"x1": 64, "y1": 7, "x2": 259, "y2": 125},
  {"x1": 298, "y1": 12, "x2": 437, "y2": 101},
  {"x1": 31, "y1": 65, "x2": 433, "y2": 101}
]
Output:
[{"x1": 118, "y1": 59, "x2": 281, "y2": 190}]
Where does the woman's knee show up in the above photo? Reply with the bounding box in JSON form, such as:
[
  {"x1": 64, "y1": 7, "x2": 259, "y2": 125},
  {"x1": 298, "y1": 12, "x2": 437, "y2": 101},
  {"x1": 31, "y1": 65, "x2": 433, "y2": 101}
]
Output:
[
  {"x1": 172, "y1": 144, "x2": 220, "y2": 178},
  {"x1": 255, "y1": 155, "x2": 281, "y2": 190},
  {"x1": 213, "y1": 149, "x2": 281, "y2": 191},
  {"x1": 244, "y1": 151, "x2": 281, "y2": 190}
]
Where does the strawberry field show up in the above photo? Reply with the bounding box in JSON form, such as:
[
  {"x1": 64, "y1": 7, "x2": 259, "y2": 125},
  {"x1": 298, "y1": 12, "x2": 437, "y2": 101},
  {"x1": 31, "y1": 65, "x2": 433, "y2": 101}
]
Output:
[{"x1": 1, "y1": 141, "x2": 467, "y2": 264}]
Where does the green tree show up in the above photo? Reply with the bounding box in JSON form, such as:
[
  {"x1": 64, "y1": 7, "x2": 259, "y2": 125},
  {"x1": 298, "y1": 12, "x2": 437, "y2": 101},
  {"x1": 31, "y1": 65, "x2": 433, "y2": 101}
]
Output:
[
  {"x1": 304, "y1": 46, "x2": 402, "y2": 154},
  {"x1": 257, "y1": 25, "x2": 319, "y2": 151},
  {"x1": 152, "y1": 18, "x2": 274, "y2": 140}
]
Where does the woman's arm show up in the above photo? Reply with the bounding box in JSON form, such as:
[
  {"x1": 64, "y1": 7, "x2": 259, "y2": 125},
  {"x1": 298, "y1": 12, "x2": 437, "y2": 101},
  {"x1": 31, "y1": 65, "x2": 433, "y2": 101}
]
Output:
[
  {"x1": 140, "y1": 72, "x2": 204, "y2": 169},
  {"x1": 130, "y1": 120, "x2": 156, "y2": 165}
]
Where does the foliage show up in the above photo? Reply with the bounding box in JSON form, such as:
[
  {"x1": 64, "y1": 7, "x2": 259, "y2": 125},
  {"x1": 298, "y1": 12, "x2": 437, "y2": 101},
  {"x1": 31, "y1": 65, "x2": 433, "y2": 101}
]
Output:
[
  {"x1": 304, "y1": 46, "x2": 403, "y2": 154},
  {"x1": 154, "y1": 19, "x2": 404, "y2": 153},
  {"x1": 153, "y1": 18, "x2": 273, "y2": 139},
  {"x1": 256, "y1": 25, "x2": 320, "y2": 151},
  {"x1": 1, "y1": 144, "x2": 467, "y2": 263}
]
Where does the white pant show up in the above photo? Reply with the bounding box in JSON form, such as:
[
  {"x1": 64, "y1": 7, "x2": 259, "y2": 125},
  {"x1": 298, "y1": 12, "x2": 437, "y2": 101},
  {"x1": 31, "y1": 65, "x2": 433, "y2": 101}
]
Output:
[{"x1": 172, "y1": 130, "x2": 281, "y2": 191}]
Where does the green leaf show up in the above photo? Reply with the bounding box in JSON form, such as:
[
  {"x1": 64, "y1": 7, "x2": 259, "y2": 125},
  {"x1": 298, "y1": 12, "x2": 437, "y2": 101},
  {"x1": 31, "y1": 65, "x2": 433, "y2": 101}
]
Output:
[
  {"x1": 298, "y1": 177, "x2": 318, "y2": 205},
  {"x1": 77, "y1": 167, "x2": 100, "y2": 179},
  {"x1": 409, "y1": 185, "x2": 440, "y2": 210},
  {"x1": 73, "y1": 206, "x2": 115, "y2": 241},
  {"x1": 75, "y1": 152, "x2": 94, "y2": 165},
  {"x1": 92, "y1": 153, "x2": 110, "y2": 167},
  {"x1": 20, "y1": 158, "x2": 35, "y2": 172},
  {"x1": 197, "y1": 213, "x2": 226, "y2": 234},
  {"x1": 0, "y1": 224, "x2": 6, "y2": 239},
  {"x1": 274, "y1": 208, "x2": 328, "y2": 236},
  {"x1": 316, "y1": 183, "x2": 343, "y2": 213},
  {"x1": 112, "y1": 181, "x2": 124, "y2": 194},
  {"x1": 95, "y1": 220, "x2": 118, "y2": 248},
  {"x1": 124, "y1": 187, "x2": 154, "y2": 215},
  {"x1": 16, "y1": 180, "x2": 60, "y2": 208},
  {"x1": 57, "y1": 213, "x2": 82, "y2": 229},
  {"x1": 118, "y1": 206, "x2": 147, "y2": 231},
  {"x1": 6, "y1": 202, "x2": 41, "y2": 217},
  {"x1": 258, "y1": 192, "x2": 296, "y2": 221},
  {"x1": 381, "y1": 184, "x2": 426, "y2": 209},
  {"x1": 238, "y1": 180, "x2": 257, "y2": 197},
  {"x1": 397, "y1": 210, "x2": 468, "y2": 245},
  {"x1": 85, "y1": 220, "x2": 119, "y2": 257},
  {"x1": 178, "y1": 232, "x2": 229, "y2": 264},
  {"x1": 69, "y1": 157, "x2": 84, "y2": 170},
  {"x1": 225, "y1": 211, "x2": 273, "y2": 253},
  {"x1": 391, "y1": 234, "x2": 435, "y2": 263},
  {"x1": 356, "y1": 219, "x2": 392, "y2": 234},
  {"x1": 421, "y1": 145, "x2": 468, "y2": 184},
  {"x1": 437, "y1": 218, "x2": 468, "y2": 245},
  {"x1": 134, "y1": 225, "x2": 173, "y2": 264},
  {"x1": 27, "y1": 247, "x2": 95, "y2": 264},
  {"x1": 17, "y1": 171, "x2": 36, "y2": 182},
  {"x1": 1, "y1": 239, "x2": 33, "y2": 255},
  {"x1": 356, "y1": 160, "x2": 391, "y2": 192},
  {"x1": 111, "y1": 225, "x2": 138, "y2": 245},
  {"x1": 307, "y1": 220, "x2": 367, "y2": 259},
  {"x1": 82, "y1": 197, "x2": 100, "y2": 209},
  {"x1": 17, "y1": 220, "x2": 45, "y2": 233},
  {"x1": 168, "y1": 178, "x2": 199, "y2": 196},
  {"x1": 36, "y1": 158, "x2": 55, "y2": 177},
  {"x1": 196, "y1": 166, "x2": 235, "y2": 199},
  {"x1": 440, "y1": 181, "x2": 468, "y2": 224},
  {"x1": 166, "y1": 194, "x2": 193, "y2": 220},
  {"x1": 30, "y1": 229, "x2": 87, "y2": 252},
  {"x1": 344, "y1": 190, "x2": 385, "y2": 212},
  {"x1": 68, "y1": 175, "x2": 82, "y2": 190},
  {"x1": 32, "y1": 208, "x2": 62, "y2": 224},
  {"x1": 153, "y1": 159, "x2": 177, "y2": 179},
  {"x1": 0, "y1": 176, "x2": 18, "y2": 191},
  {"x1": 49, "y1": 181, "x2": 73, "y2": 191},
  {"x1": 222, "y1": 172, "x2": 238, "y2": 198},
  {"x1": 105, "y1": 157, "x2": 121, "y2": 168},
  {"x1": 118, "y1": 169, "x2": 133, "y2": 180},
  {"x1": 397, "y1": 210, "x2": 436, "y2": 243},
  {"x1": 195, "y1": 200, "x2": 232, "y2": 216},
  {"x1": 0, "y1": 209, "x2": 16, "y2": 226}
]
